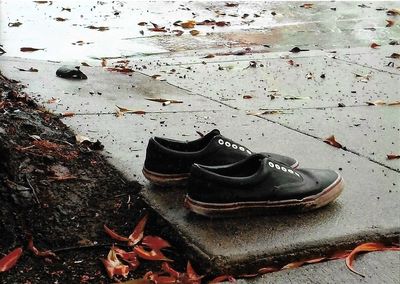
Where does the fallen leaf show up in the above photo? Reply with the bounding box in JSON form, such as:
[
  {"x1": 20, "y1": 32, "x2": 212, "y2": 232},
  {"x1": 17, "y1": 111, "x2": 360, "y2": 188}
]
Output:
[
  {"x1": 366, "y1": 100, "x2": 386, "y2": 106},
  {"x1": 61, "y1": 112, "x2": 75, "y2": 117},
  {"x1": 151, "y1": 74, "x2": 162, "y2": 80},
  {"x1": 115, "y1": 106, "x2": 146, "y2": 116},
  {"x1": 216, "y1": 21, "x2": 230, "y2": 27},
  {"x1": 0, "y1": 247, "x2": 23, "y2": 272},
  {"x1": 61, "y1": 7, "x2": 71, "y2": 12},
  {"x1": 138, "y1": 22, "x2": 147, "y2": 26},
  {"x1": 106, "y1": 67, "x2": 134, "y2": 73},
  {"x1": 8, "y1": 21, "x2": 22, "y2": 27},
  {"x1": 172, "y1": 30, "x2": 184, "y2": 36},
  {"x1": 146, "y1": 98, "x2": 183, "y2": 104},
  {"x1": 243, "y1": 95, "x2": 253, "y2": 99},
  {"x1": 282, "y1": 257, "x2": 326, "y2": 269},
  {"x1": 386, "y1": 19, "x2": 395, "y2": 27},
  {"x1": 370, "y1": 42, "x2": 380, "y2": 49},
  {"x1": 323, "y1": 135, "x2": 343, "y2": 148},
  {"x1": 15, "y1": 67, "x2": 38, "y2": 72},
  {"x1": 388, "y1": 53, "x2": 400, "y2": 59},
  {"x1": 345, "y1": 242, "x2": 400, "y2": 277},
  {"x1": 289, "y1": 47, "x2": 309, "y2": 53},
  {"x1": 133, "y1": 246, "x2": 172, "y2": 261},
  {"x1": 387, "y1": 8, "x2": 400, "y2": 16},
  {"x1": 388, "y1": 100, "x2": 400, "y2": 106},
  {"x1": 20, "y1": 47, "x2": 45, "y2": 52},
  {"x1": 113, "y1": 247, "x2": 140, "y2": 270},
  {"x1": 186, "y1": 261, "x2": 202, "y2": 283},
  {"x1": 104, "y1": 225, "x2": 129, "y2": 242},
  {"x1": 54, "y1": 17, "x2": 67, "y2": 21},
  {"x1": 162, "y1": 262, "x2": 181, "y2": 278},
  {"x1": 257, "y1": 267, "x2": 280, "y2": 274},
  {"x1": 28, "y1": 238, "x2": 56, "y2": 258},
  {"x1": 127, "y1": 214, "x2": 148, "y2": 246},
  {"x1": 387, "y1": 154, "x2": 400, "y2": 160},
  {"x1": 247, "y1": 110, "x2": 283, "y2": 115},
  {"x1": 209, "y1": 275, "x2": 236, "y2": 283},
  {"x1": 284, "y1": 96, "x2": 311, "y2": 100},
  {"x1": 142, "y1": 236, "x2": 171, "y2": 250},
  {"x1": 81, "y1": 62, "x2": 91, "y2": 67},
  {"x1": 181, "y1": 20, "x2": 196, "y2": 29},
  {"x1": 33, "y1": 0, "x2": 49, "y2": 3},
  {"x1": 300, "y1": 3, "x2": 313, "y2": 8},
  {"x1": 86, "y1": 25, "x2": 109, "y2": 31},
  {"x1": 225, "y1": 3, "x2": 239, "y2": 7},
  {"x1": 190, "y1": 30, "x2": 200, "y2": 36},
  {"x1": 102, "y1": 246, "x2": 130, "y2": 278},
  {"x1": 204, "y1": 54, "x2": 215, "y2": 59}
]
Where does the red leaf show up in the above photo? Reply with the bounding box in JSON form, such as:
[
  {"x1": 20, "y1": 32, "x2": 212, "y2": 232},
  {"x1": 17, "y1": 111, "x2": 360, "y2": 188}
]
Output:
[
  {"x1": 370, "y1": 43, "x2": 381, "y2": 49},
  {"x1": 128, "y1": 214, "x2": 148, "y2": 246},
  {"x1": 257, "y1": 266, "x2": 280, "y2": 274},
  {"x1": 209, "y1": 275, "x2": 236, "y2": 283},
  {"x1": 243, "y1": 95, "x2": 253, "y2": 99},
  {"x1": 133, "y1": 246, "x2": 172, "y2": 261},
  {"x1": 103, "y1": 224, "x2": 129, "y2": 242},
  {"x1": 386, "y1": 19, "x2": 395, "y2": 27},
  {"x1": 162, "y1": 262, "x2": 181, "y2": 278},
  {"x1": 346, "y1": 242, "x2": 400, "y2": 277},
  {"x1": 0, "y1": 247, "x2": 23, "y2": 272},
  {"x1": 28, "y1": 238, "x2": 56, "y2": 258},
  {"x1": 102, "y1": 246, "x2": 130, "y2": 278},
  {"x1": 323, "y1": 135, "x2": 343, "y2": 148},
  {"x1": 282, "y1": 257, "x2": 326, "y2": 269},
  {"x1": 387, "y1": 154, "x2": 400, "y2": 160},
  {"x1": 142, "y1": 236, "x2": 171, "y2": 250},
  {"x1": 186, "y1": 261, "x2": 202, "y2": 282},
  {"x1": 114, "y1": 247, "x2": 140, "y2": 270}
]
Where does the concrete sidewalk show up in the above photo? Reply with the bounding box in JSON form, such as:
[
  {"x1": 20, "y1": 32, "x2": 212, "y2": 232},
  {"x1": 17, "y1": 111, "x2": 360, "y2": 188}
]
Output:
[{"x1": 1, "y1": 0, "x2": 399, "y2": 282}]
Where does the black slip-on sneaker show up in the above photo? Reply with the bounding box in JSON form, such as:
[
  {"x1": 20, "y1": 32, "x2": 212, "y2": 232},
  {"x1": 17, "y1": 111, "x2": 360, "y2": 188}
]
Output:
[
  {"x1": 143, "y1": 129, "x2": 298, "y2": 186},
  {"x1": 184, "y1": 154, "x2": 344, "y2": 217}
]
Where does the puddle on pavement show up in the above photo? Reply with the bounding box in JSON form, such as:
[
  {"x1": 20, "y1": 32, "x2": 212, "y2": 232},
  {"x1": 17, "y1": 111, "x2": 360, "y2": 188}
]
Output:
[{"x1": 1, "y1": 0, "x2": 399, "y2": 63}]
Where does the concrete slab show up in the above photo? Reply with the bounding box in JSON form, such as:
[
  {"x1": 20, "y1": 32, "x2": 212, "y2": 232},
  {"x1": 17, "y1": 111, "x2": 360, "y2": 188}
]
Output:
[
  {"x1": 62, "y1": 110, "x2": 400, "y2": 274},
  {"x1": 235, "y1": 251, "x2": 400, "y2": 284},
  {"x1": 0, "y1": 57, "x2": 223, "y2": 114},
  {"x1": 261, "y1": 106, "x2": 400, "y2": 171},
  {"x1": 134, "y1": 53, "x2": 400, "y2": 110}
]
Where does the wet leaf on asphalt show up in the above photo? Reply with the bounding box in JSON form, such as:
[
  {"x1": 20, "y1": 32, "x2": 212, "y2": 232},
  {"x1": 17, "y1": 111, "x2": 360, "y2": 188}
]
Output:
[
  {"x1": 370, "y1": 42, "x2": 381, "y2": 49},
  {"x1": 20, "y1": 47, "x2": 45, "y2": 52},
  {"x1": 15, "y1": 67, "x2": 38, "y2": 72},
  {"x1": 8, "y1": 21, "x2": 22, "y2": 27},
  {"x1": 28, "y1": 238, "x2": 57, "y2": 258},
  {"x1": 0, "y1": 247, "x2": 23, "y2": 272},
  {"x1": 387, "y1": 154, "x2": 400, "y2": 160},
  {"x1": 345, "y1": 242, "x2": 400, "y2": 277},
  {"x1": 323, "y1": 135, "x2": 343, "y2": 148}
]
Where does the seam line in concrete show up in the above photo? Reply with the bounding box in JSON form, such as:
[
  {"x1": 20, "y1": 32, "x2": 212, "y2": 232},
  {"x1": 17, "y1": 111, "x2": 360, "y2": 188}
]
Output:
[
  {"x1": 335, "y1": 57, "x2": 400, "y2": 76},
  {"x1": 57, "y1": 109, "x2": 225, "y2": 116}
]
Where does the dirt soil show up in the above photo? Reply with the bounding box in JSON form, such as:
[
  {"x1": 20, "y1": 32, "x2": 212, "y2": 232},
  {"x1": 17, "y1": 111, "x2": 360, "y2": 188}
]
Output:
[{"x1": 0, "y1": 72, "x2": 188, "y2": 283}]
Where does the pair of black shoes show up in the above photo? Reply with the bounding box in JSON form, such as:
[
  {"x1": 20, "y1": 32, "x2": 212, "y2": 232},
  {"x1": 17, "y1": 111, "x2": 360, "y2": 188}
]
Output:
[{"x1": 143, "y1": 130, "x2": 344, "y2": 217}]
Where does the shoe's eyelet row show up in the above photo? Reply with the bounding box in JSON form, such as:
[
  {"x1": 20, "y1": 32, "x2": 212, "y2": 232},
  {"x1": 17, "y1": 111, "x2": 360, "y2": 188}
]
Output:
[
  {"x1": 218, "y1": 139, "x2": 252, "y2": 154},
  {"x1": 268, "y1": 161, "x2": 300, "y2": 176}
]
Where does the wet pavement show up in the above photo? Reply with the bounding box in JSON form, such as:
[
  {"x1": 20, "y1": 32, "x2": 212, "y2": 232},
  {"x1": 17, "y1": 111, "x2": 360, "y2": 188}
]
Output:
[{"x1": 1, "y1": 0, "x2": 400, "y2": 282}]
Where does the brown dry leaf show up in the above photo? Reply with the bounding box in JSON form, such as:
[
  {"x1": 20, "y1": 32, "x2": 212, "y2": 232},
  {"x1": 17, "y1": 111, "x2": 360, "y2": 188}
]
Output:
[
  {"x1": 81, "y1": 62, "x2": 91, "y2": 67},
  {"x1": 33, "y1": 0, "x2": 49, "y2": 3},
  {"x1": 145, "y1": 98, "x2": 183, "y2": 104},
  {"x1": 300, "y1": 3, "x2": 313, "y2": 8},
  {"x1": 216, "y1": 21, "x2": 230, "y2": 27},
  {"x1": 101, "y1": 58, "x2": 107, "y2": 67},
  {"x1": 204, "y1": 54, "x2": 215, "y2": 59},
  {"x1": 323, "y1": 135, "x2": 343, "y2": 148},
  {"x1": 54, "y1": 17, "x2": 67, "y2": 21},
  {"x1": 370, "y1": 42, "x2": 381, "y2": 49},
  {"x1": 61, "y1": 112, "x2": 75, "y2": 117},
  {"x1": 386, "y1": 19, "x2": 395, "y2": 27},
  {"x1": 366, "y1": 100, "x2": 386, "y2": 106},
  {"x1": 106, "y1": 67, "x2": 134, "y2": 73},
  {"x1": 20, "y1": 47, "x2": 45, "y2": 52},
  {"x1": 8, "y1": 21, "x2": 22, "y2": 27},
  {"x1": 181, "y1": 20, "x2": 196, "y2": 29},
  {"x1": 86, "y1": 25, "x2": 109, "y2": 31},
  {"x1": 190, "y1": 30, "x2": 200, "y2": 36},
  {"x1": 15, "y1": 67, "x2": 38, "y2": 72},
  {"x1": 243, "y1": 95, "x2": 253, "y2": 99},
  {"x1": 387, "y1": 8, "x2": 400, "y2": 16},
  {"x1": 284, "y1": 96, "x2": 311, "y2": 100},
  {"x1": 151, "y1": 74, "x2": 162, "y2": 80},
  {"x1": 138, "y1": 21, "x2": 147, "y2": 26},
  {"x1": 389, "y1": 53, "x2": 400, "y2": 59},
  {"x1": 388, "y1": 100, "x2": 400, "y2": 106},
  {"x1": 225, "y1": 3, "x2": 239, "y2": 7},
  {"x1": 387, "y1": 154, "x2": 400, "y2": 160},
  {"x1": 172, "y1": 30, "x2": 184, "y2": 36},
  {"x1": 115, "y1": 106, "x2": 146, "y2": 116},
  {"x1": 148, "y1": 27, "x2": 167, "y2": 32},
  {"x1": 345, "y1": 242, "x2": 400, "y2": 277}
]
